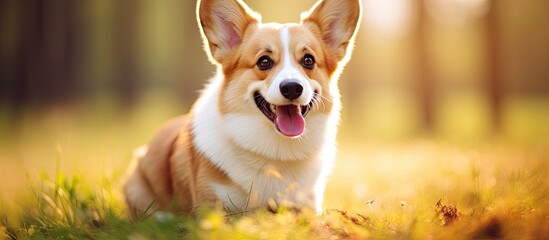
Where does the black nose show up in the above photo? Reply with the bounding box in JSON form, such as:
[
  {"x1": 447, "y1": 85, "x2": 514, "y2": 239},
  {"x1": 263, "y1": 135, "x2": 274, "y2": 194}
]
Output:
[{"x1": 279, "y1": 81, "x2": 303, "y2": 100}]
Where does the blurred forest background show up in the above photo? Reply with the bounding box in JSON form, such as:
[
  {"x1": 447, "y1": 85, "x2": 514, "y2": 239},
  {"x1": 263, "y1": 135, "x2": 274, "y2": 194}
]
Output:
[
  {"x1": 0, "y1": 0, "x2": 548, "y2": 219},
  {"x1": 1, "y1": 0, "x2": 548, "y2": 139}
]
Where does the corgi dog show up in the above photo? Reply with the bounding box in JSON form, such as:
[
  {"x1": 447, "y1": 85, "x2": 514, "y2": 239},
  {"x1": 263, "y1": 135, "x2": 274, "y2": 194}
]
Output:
[{"x1": 123, "y1": 0, "x2": 361, "y2": 215}]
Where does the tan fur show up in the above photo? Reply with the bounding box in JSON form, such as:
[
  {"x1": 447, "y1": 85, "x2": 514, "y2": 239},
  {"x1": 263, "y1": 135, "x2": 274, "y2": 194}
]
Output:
[
  {"x1": 124, "y1": 115, "x2": 234, "y2": 215},
  {"x1": 123, "y1": 0, "x2": 361, "y2": 216}
]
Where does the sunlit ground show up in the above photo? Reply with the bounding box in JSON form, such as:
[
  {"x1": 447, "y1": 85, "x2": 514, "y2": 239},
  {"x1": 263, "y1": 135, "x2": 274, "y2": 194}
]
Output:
[{"x1": 0, "y1": 92, "x2": 547, "y2": 238}]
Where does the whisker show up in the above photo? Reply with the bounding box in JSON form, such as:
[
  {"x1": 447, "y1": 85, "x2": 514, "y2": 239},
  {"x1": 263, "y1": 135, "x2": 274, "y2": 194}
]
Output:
[
  {"x1": 320, "y1": 95, "x2": 332, "y2": 103},
  {"x1": 314, "y1": 98, "x2": 322, "y2": 111},
  {"x1": 318, "y1": 95, "x2": 331, "y2": 111},
  {"x1": 302, "y1": 128, "x2": 311, "y2": 140},
  {"x1": 313, "y1": 96, "x2": 324, "y2": 112},
  {"x1": 311, "y1": 93, "x2": 321, "y2": 112}
]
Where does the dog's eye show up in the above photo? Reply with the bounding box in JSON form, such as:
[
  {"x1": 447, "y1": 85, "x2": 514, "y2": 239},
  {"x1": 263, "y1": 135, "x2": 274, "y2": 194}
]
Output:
[
  {"x1": 301, "y1": 54, "x2": 315, "y2": 69},
  {"x1": 257, "y1": 56, "x2": 274, "y2": 70}
]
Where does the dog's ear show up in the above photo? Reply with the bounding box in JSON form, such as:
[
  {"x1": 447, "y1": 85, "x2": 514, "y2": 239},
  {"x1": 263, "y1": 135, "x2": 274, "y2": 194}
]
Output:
[
  {"x1": 302, "y1": 0, "x2": 361, "y2": 62},
  {"x1": 197, "y1": 0, "x2": 260, "y2": 64}
]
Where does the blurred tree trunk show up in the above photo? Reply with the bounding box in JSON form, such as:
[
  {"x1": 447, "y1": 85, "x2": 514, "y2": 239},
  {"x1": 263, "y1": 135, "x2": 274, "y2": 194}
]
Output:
[
  {"x1": 0, "y1": 0, "x2": 83, "y2": 113},
  {"x1": 114, "y1": 0, "x2": 141, "y2": 108},
  {"x1": 177, "y1": 0, "x2": 206, "y2": 103},
  {"x1": 43, "y1": 0, "x2": 82, "y2": 105},
  {"x1": 21, "y1": 1, "x2": 46, "y2": 108},
  {"x1": 485, "y1": 1, "x2": 502, "y2": 133},
  {"x1": 416, "y1": 0, "x2": 434, "y2": 131},
  {"x1": 0, "y1": 1, "x2": 25, "y2": 112}
]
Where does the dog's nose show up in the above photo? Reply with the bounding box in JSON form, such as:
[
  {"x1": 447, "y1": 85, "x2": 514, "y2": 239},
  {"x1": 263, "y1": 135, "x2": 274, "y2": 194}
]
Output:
[{"x1": 279, "y1": 81, "x2": 303, "y2": 100}]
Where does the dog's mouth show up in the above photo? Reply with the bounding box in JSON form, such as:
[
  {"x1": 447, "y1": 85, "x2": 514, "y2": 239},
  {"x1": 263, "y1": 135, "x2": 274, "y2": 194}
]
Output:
[{"x1": 253, "y1": 91, "x2": 314, "y2": 137}]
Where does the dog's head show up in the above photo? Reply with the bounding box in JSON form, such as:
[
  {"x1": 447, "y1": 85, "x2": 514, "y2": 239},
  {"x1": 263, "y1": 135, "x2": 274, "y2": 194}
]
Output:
[{"x1": 197, "y1": 0, "x2": 360, "y2": 141}]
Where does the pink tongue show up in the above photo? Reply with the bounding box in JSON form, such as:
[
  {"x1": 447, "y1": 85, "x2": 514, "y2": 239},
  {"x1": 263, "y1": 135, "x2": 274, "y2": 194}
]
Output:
[{"x1": 275, "y1": 105, "x2": 305, "y2": 137}]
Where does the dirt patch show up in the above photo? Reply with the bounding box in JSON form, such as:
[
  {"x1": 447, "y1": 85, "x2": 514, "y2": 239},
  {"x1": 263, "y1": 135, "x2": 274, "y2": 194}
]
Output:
[{"x1": 435, "y1": 198, "x2": 460, "y2": 226}]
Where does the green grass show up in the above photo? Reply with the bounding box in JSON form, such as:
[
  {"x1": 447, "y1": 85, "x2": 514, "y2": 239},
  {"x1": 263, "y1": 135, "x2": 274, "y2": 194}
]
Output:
[
  {"x1": 1, "y1": 95, "x2": 548, "y2": 239},
  {"x1": 3, "y1": 142, "x2": 548, "y2": 239}
]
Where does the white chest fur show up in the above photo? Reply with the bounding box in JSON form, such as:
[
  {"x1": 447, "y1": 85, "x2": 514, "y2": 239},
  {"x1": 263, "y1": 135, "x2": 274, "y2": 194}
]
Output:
[{"x1": 191, "y1": 75, "x2": 339, "y2": 213}]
